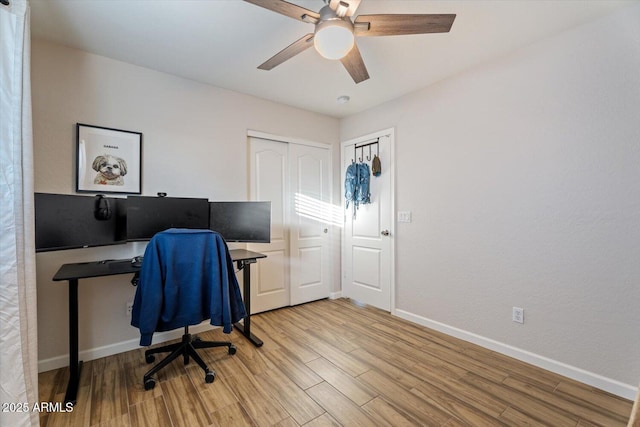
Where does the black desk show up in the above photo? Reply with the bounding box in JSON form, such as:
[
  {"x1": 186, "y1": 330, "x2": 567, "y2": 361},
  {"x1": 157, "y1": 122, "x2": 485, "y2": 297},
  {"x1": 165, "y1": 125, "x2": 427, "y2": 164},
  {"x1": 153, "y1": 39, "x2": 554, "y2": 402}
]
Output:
[{"x1": 52, "y1": 249, "x2": 266, "y2": 405}]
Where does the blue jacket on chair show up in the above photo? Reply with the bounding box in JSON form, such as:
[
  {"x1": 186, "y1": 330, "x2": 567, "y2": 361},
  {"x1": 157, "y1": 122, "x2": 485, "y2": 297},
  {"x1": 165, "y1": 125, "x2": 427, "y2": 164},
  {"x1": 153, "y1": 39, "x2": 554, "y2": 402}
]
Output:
[{"x1": 131, "y1": 229, "x2": 247, "y2": 346}]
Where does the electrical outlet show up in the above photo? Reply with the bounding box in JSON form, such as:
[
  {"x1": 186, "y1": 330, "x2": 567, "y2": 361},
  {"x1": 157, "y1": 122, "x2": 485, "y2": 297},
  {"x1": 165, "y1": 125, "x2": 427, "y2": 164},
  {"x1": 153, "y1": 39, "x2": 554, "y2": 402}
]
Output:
[
  {"x1": 512, "y1": 307, "x2": 524, "y2": 324},
  {"x1": 126, "y1": 302, "x2": 134, "y2": 317}
]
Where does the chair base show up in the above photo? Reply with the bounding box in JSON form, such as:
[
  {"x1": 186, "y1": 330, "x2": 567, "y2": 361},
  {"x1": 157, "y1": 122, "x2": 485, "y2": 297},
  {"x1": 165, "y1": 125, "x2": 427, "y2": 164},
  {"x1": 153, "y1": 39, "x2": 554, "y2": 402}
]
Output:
[{"x1": 142, "y1": 326, "x2": 236, "y2": 390}]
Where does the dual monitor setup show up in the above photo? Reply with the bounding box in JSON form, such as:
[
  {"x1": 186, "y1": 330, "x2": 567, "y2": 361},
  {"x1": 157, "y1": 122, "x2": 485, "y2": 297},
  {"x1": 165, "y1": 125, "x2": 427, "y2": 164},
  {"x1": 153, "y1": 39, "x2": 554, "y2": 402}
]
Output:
[{"x1": 34, "y1": 193, "x2": 271, "y2": 252}]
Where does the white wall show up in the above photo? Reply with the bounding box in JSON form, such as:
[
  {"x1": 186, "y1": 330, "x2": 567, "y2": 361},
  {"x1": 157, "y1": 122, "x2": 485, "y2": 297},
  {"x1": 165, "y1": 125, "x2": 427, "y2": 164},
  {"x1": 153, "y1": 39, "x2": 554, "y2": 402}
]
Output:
[
  {"x1": 341, "y1": 4, "x2": 640, "y2": 397},
  {"x1": 31, "y1": 40, "x2": 340, "y2": 366}
]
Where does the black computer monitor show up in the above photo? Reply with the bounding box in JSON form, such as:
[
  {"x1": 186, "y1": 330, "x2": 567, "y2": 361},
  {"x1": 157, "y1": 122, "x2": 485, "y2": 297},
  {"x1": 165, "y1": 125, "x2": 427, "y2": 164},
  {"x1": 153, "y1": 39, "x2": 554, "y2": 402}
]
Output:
[
  {"x1": 34, "y1": 193, "x2": 126, "y2": 252},
  {"x1": 209, "y1": 201, "x2": 271, "y2": 243},
  {"x1": 126, "y1": 196, "x2": 210, "y2": 241}
]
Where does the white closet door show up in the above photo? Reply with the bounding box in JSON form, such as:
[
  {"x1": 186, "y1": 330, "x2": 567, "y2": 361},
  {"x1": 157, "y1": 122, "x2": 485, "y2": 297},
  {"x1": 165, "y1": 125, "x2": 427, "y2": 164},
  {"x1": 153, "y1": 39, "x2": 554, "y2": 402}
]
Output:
[
  {"x1": 289, "y1": 143, "x2": 331, "y2": 305},
  {"x1": 249, "y1": 135, "x2": 332, "y2": 313},
  {"x1": 248, "y1": 137, "x2": 289, "y2": 313}
]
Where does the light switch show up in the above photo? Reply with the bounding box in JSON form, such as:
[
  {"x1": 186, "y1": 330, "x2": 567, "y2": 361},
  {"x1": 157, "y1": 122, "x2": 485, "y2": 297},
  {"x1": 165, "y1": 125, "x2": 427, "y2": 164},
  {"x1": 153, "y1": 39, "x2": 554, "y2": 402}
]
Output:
[{"x1": 398, "y1": 211, "x2": 412, "y2": 223}]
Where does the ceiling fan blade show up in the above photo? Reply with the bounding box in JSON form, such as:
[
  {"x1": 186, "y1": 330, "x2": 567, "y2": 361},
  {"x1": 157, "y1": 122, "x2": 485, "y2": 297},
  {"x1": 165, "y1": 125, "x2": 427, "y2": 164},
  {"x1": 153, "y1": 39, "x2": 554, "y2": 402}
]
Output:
[
  {"x1": 340, "y1": 43, "x2": 369, "y2": 84},
  {"x1": 354, "y1": 14, "x2": 456, "y2": 36},
  {"x1": 244, "y1": 0, "x2": 320, "y2": 23},
  {"x1": 328, "y1": 0, "x2": 362, "y2": 17},
  {"x1": 258, "y1": 33, "x2": 315, "y2": 70}
]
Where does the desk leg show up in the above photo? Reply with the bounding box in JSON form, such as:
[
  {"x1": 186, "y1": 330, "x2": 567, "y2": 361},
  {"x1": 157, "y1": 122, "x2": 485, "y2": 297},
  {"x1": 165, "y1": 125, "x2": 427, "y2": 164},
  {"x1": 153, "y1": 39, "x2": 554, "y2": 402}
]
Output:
[
  {"x1": 64, "y1": 279, "x2": 82, "y2": 405},
  {"x1": 233, "y1": 260, "x2": 263, "y2": 347}
]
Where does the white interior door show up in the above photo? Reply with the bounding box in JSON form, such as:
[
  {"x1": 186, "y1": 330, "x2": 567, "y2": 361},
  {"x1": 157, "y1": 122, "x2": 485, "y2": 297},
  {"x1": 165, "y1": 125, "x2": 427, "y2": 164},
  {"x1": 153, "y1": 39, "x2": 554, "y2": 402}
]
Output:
[
  {"x1": 289, "y1": 143, "x2": 331, "y2": 305},
  {"x1": 249, "y1": 137, "x2": 289, "y2": 313},
  {"x1": 342, "y1": 131, "x2": 393, "y2": 311}
]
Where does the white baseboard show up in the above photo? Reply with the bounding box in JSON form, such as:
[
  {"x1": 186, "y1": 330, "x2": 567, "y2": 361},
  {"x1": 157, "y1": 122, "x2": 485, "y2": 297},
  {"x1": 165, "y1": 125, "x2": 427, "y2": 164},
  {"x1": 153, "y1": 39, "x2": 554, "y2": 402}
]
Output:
[
  {"x1": 394, "y1": 309, "x2": 638, "y2": 401},
  {"x1": 329, "y1": 291, "x2": 342, "y2": 300},
  {"x1": 38, "y1": 322, "x2": 216, "y2": 373}
]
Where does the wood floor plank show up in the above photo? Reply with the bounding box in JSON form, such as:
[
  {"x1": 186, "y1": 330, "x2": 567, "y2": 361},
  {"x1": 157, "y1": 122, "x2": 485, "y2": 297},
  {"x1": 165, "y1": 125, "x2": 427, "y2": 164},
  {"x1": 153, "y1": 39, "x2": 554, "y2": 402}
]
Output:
[
  {"x1": 554, "y1": 379, "x2": 635, "y2": 419},
  {"x1": 232, "y1": 335, "x2": 275, "y2": 376},
  {"x1": 305, "y1": 382, "x2": 379, "y2": 426},
  {"x1": 38, "y1": 368, "x2": 67, "y2": 426},
  {"x1": 305, "y1": 326, "x2": 360, "y2": 353},
  {"x1": 285, "y1": 305, "x2": 328, "y2": 329},
  {"x1": 46, "y1": 386, "x2": 92, "y2": 427},
  {"x1": 245, "y1": 322, "x2": 282, "y2": 352},
  {"x1": 463, "y1": 345, "x2": 562, "y2": 392},
  {"x1": 255, "y1": 365, "x2": 325, "y2": 425},
  {"x1": 39, "y1": 298, "x2": 633, "y2": 427},
  {"x1": 297, "y1": 300, "x2": 350, "y2": 324},
  {"x1": 349, "y1": 348, "x2": 421, "y2": 389},
  {"x1": 263, "y1": 316, "x2": 319, "y2": 346},
  {"x1": 129, "y1": 396, "x2": 172, "y2": 427},
  {"x1": 252, "y1": 317, "x2": 320, "y2": 363},
  {"x1": 210, "y1": 401, "x2": 256, "y2": 427},
  {"x1": 160, "y1": 375, "x2": 212, "y2": 427},
  {"x1": 123, "y1": 361, "x2": 163, "y2": 407},
  {"x1": 461, "y1": 372, "x2": 579, "y2": 427},
  {"x1": 336, "y1": 315, "x2": 399, "y2": 348},
  {"x1": 221, "y1": 370, "x2": 290, "y2": 427},
  {"x1": 306, "y1": 357, "x2": 376, "y2": 406},
  {"x1": 499, "y1": 405, "x2": 549, "y2": 426},
  {"x1": 190, "y1": 367, "x2": 239, "y2": 413},
  {"x1": 411, "y1": 379, "x2": 510, "y2": 426},
  {"x1": 305, "y1": 339, "x2": 370, "y2": 377},
  {"x1": 272, "y1": 417, "x2": 300, "y2": 427},
  {"x1": 96, "y1": 413, "x2": 130, "y2": 426},
  {"x1": 370, "y1": 322, "x2": 429, "y2": 348},
  {"x1": 503, "y1": 375, "x2": 628, "y2": 426},
  {"x1": 416, "y1": 340, "x2": 510, "y2": 383},
  {"x1": 90, "y1": 368, "x2": 129, "y2": 426},
  {"x1": 361, "y1": 396, "x2": 419, "y2": 427},
  {"x1": 411, "y1": 362, "x2": 508, "y2": 418},
  {"x1": 357, "y1": 369, "x2": 453, "y2": 425},
  {"x1": 303, "y1": 413, "x2": 341, "y2": 426},
  {"x1": 261, "y1": 348, "x2": 324, "y2": 390}
]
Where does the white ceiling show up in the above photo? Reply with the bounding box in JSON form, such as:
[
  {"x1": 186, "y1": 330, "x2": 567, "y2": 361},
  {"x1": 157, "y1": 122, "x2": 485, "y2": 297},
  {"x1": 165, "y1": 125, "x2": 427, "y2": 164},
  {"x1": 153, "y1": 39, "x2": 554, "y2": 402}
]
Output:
[{"x1": 29, "y1": 0, "x2": 635, "y2": 118}]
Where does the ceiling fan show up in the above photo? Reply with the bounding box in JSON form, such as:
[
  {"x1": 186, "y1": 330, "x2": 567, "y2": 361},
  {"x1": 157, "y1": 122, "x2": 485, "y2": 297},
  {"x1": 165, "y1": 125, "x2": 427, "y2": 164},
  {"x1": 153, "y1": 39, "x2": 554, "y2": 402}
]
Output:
[{"x1": 244, "y1": 0, "x2": 456, "y2": 83}]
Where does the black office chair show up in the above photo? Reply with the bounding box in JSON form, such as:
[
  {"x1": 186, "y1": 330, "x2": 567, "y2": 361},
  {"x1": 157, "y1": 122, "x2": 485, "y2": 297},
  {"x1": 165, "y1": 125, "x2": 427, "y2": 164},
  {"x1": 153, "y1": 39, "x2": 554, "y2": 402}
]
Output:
[{"x1": 131, "y1": 229, "x2": 247, "y2": 390}]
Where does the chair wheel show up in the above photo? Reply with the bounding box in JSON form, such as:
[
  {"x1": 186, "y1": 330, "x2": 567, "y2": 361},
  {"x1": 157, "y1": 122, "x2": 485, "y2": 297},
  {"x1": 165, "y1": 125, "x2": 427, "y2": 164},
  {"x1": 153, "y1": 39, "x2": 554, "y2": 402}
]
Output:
[
  {"x1": 144, "y1": 377, "x2": 156, "y2": 390},
  {"x1": 145, "y1": 354, "x2": 155, "y2": 364},
  {"x1": 205, "y1": 371, "x2": 215, "y2": 383},
  {"x1": 228, "y1": 345, "x2": 237, "y2": 355}
]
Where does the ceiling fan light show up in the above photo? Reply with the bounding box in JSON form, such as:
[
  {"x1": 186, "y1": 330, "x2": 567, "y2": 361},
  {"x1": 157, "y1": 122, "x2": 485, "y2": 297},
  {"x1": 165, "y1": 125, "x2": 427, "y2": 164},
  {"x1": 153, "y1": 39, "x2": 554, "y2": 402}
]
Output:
[{"x1": 314, "y1": 19, "x2": 354, "y2": 60}]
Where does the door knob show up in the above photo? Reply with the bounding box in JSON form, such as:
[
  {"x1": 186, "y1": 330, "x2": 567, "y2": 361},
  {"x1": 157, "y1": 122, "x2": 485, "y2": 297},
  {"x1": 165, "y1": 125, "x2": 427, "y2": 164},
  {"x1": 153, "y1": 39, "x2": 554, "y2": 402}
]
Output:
[
  {"x1": 323, "y1": 228, "x2": 328, "y2": 233},
  {"x1": 381, "y1": 230, "x2": 390, "y2": 236}
]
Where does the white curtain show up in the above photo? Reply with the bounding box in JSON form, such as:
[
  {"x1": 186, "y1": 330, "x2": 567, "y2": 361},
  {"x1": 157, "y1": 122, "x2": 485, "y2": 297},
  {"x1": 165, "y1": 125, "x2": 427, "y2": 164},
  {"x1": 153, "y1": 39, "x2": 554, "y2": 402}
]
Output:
[{"x1": 1, "y1": 0, "x2": 39, "y2": 426}]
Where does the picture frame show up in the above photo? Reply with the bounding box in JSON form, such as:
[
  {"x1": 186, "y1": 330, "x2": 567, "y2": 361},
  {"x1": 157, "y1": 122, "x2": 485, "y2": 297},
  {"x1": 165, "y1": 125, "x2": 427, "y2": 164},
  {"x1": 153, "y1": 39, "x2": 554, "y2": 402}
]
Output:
[{"x1": 76, "y1": 123, "x2": 142, "y2": 194}]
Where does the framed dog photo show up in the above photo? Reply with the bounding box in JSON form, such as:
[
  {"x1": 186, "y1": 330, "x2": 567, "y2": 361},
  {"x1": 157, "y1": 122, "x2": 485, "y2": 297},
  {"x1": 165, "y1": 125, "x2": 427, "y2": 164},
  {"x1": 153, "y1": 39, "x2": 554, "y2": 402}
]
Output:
[{"x1": 76, "y1": 123, "x2": 142, "y2": 194}]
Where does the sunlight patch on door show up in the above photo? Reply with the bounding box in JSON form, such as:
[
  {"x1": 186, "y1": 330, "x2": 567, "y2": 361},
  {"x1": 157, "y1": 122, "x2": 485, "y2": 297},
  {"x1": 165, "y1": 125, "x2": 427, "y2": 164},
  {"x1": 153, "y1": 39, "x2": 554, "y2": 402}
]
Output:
[{"x1": 295, "y1": 193, "x2": 343, "y2": 227}]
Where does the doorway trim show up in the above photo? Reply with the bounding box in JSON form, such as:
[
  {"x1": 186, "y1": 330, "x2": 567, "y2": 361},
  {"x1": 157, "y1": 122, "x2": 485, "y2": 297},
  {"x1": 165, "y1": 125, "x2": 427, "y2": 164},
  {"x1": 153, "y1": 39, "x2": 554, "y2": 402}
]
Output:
[{"x1": 248, "y1": 130, "x2": 332, "y2": 150}]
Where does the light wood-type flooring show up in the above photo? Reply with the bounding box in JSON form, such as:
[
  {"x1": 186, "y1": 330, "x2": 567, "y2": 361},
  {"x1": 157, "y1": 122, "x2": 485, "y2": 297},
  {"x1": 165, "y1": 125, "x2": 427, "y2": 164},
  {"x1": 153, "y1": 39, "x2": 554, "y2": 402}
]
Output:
[{"x1": 38, "y1": 298, "x2": 634, "y2": 426}]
